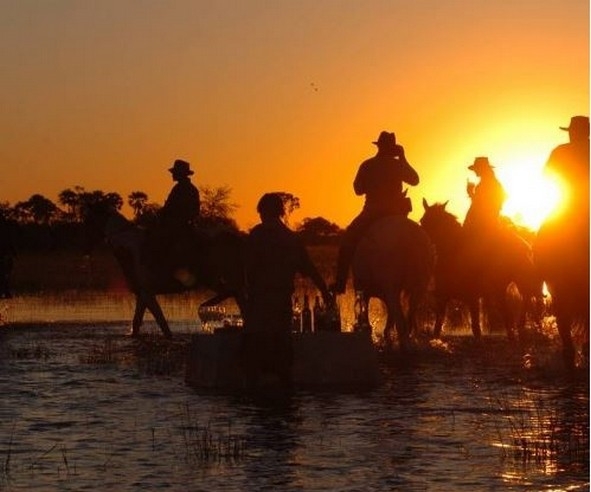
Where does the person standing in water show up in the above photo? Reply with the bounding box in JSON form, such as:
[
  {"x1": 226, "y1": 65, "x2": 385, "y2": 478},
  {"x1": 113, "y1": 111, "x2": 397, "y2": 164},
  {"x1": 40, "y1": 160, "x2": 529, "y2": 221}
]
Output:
[{"x1": 242, "y1": 192, "x2": 331, "y2": 386}]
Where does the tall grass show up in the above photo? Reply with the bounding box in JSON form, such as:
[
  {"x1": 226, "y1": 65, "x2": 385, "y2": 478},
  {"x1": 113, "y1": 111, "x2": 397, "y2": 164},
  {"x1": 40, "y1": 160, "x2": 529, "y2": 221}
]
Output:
[
  {"x1": 491, "y1": 393, "x2": 589, "y2": 467},
  {"x1": 177, "y1": 403, "x2": 246, "y2": 464}
]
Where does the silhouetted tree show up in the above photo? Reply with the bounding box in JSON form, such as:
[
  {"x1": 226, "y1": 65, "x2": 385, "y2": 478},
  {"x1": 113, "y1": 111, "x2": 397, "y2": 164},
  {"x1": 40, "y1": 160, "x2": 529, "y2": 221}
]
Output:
[
  {"x1": 0, "y1": 202, "x2": 13, "y2": 221},
  {"x1": 58, "y1": 186, "x2": 85, "y2": 221},
  {"x1": 200, "y1": 185, "x2": 238, "y2": 219},
  {"x1": 13, "y1": 194, "x2": 59, "y2": 225},
  {"x1": 128, "y1": 191, "x2": 148, "y2": 220},
  {"x1": 198, "y1": 185, "x2": 239, "y2": 230},
  {"x1": 277, "y1": 192, "x2": 300, "y2": 216},
  {"x1": 296, "y1": 216, "x2": 342, "y2": 244},
  {"x1": 77, "y1": 190, "x2": 123, "y2": 219},
  {"x1": 57, "y1": 187, "x2": 123, "y2": 222}
]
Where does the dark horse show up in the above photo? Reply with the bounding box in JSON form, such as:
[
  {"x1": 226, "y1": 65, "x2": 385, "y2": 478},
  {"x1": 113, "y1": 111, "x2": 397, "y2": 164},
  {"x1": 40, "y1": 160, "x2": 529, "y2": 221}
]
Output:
[
  {"x1": 351, "y1": 215, "x2": 434, "y2": 352},
  {"x1": 420, "y1": 199, "x2": 542, "y2": 341},
  {"x1": 84, "y1": 204, "x2": 246, "y2": 338},
  {"x1": 534, "y1": 211, "x2": 589, "y2": 369}
]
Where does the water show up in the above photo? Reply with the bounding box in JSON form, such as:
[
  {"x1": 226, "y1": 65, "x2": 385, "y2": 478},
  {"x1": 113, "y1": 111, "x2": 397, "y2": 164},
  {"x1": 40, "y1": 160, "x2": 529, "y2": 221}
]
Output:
[{"x1": 0, "y1": 293, "x2": 588, "y2": 491}]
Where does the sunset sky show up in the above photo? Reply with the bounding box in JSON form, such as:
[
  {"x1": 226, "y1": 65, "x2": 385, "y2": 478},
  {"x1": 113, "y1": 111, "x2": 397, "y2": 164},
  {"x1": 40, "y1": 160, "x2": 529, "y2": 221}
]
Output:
[{"x1": 1, "y1": 0, "x2": 588, "y2": 231}]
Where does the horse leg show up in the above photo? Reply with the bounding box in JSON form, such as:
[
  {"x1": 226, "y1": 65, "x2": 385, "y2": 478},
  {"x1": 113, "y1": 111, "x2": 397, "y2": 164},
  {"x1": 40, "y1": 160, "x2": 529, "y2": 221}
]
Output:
[
  {"x1": 555, "y1": 306, "x2": 575, "y2": 371},
  {"x1": 138, "y1": 291, "x2": 173, "y2": 339},
  {"x1": 395, "y1": 310, "x2": 410, "y2": 354},
  {"x1": 387, "y1": 294, "x2": 410, "y2": 353},
  {"x1": 130, "y1": 295, "x2": 147, "y2": 336},
  {"x1": 468, "y1": 297, "x2": 482, "y2": 339},
  {"x1": 433, "y1": 297, "x2": 447, "y2": 338}
]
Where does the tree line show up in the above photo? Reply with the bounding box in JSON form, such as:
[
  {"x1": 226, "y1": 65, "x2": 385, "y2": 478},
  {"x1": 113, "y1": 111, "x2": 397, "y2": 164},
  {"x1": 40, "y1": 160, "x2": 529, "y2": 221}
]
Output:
[{"x1": 0, "y1": 186, "x2": 343, "y2": 251}]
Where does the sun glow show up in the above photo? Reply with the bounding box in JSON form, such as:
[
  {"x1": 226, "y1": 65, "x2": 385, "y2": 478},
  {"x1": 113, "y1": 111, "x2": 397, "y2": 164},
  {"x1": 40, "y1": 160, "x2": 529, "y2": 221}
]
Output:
[{"x1": 499, "y1": 166, "x2": 564, "y2": 232}]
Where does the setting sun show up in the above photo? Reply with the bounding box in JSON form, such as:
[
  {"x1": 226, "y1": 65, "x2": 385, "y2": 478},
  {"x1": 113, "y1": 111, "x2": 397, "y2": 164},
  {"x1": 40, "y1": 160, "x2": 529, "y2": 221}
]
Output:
[
  {"x1": 500, "y1": 166, "x2": 564, "y2": 232},
  {"x1": 484, "y1": 142, "x2": 569, "y2": 233}
]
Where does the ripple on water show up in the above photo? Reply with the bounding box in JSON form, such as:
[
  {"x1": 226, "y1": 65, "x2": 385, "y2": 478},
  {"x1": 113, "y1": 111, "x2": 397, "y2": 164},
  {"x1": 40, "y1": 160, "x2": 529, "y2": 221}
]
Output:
[{"x1": 0, "y1": 303, "x2": 588, "y2": 491}]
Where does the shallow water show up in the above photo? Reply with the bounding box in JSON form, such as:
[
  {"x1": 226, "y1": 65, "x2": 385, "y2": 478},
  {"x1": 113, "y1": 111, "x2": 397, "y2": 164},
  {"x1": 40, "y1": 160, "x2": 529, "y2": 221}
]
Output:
[{"x1": 0, "y1": 293, "x2": 588, "y2": 491}]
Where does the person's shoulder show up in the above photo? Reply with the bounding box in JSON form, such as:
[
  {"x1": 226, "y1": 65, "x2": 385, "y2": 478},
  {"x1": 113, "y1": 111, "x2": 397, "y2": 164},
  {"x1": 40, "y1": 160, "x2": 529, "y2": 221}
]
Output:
[
  {"x1": 550, "y1": 142, "x2": 571, "y2": 156},
  {"x1": 359, "y1": 154, "x2": 379, "y2": 167}
]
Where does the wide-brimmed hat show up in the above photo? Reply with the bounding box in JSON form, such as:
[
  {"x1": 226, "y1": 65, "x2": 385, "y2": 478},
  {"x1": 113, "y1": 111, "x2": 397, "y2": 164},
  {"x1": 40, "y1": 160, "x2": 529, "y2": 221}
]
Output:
[
  {"x1": 168, "y1": 159, "x2": 194, "y2": 176},
  {"x1": 560, "y1": 115, "x2": 590, "y2": 133},
  {"x1": 468, "y1": 156, "x2": 493, "y2": 172},
  {"x1": 372, "y1": 131, "x2": 396, "y2": 148}
]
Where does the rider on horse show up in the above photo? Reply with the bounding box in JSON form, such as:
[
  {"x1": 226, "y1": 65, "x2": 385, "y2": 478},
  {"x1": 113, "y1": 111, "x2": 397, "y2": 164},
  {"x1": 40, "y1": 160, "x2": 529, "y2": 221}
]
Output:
[
  {"x1": 463, "y1": 157, "x2": 507, "y2": 239},
  {"x1": 146, "y1": 159, "x2": 201, "y2": 277},
  {"x1": 543, "y1": 116, "x2": 589, "y2": 233},
  {"x1": 462, "y1": 156, "x2": 508, "y2": 270},
  {"x1": 537, "y1": 115, "x2": 589, "y2": 293},
  {"x1": 332, "y1": 131, "x2": 420, "y2": 294}
]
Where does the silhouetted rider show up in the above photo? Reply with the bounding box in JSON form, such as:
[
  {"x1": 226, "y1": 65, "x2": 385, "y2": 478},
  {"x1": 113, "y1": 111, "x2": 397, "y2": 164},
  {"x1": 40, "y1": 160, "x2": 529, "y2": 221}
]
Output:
[
  {"x1": 147, "y1": 159, "x2": 200, "y2": 275},
  {"x1": 544, "y1": 115, "x2": 589, "y2": 226},
  {"x1": 537, "y1": 115, "x2": 590, "y2": 283},
  {"x1": 463, "y1": 156, "x2": 507, "y2": 239},
  {"x1": 332, "y1": 131, "x2": 419, "y2": 294}
]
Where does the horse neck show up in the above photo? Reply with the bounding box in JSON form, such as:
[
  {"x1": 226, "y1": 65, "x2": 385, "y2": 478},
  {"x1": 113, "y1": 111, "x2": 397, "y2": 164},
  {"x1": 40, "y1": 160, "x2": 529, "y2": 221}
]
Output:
[{"x1": 428, "y1": 215, "x2": 463, "y2": 257}]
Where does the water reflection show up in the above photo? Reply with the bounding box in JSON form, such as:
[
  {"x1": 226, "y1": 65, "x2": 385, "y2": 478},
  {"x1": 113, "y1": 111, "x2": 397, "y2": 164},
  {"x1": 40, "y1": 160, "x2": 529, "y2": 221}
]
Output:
[{"x1": 0, "y1": 293, "x2": 588, "y2": 491}]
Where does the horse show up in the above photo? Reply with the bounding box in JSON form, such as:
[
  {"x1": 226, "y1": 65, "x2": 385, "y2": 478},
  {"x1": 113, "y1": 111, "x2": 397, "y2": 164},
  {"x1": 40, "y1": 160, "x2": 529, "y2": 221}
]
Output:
[
  {"x1": 534, "y1": 212, "x2": 589, "y2": 369},
  {"x1": 419, "y1": 199, "x2": 543, "y2": 341},
  {"x1": 351, "y1": 215, "x2": 434, "y2": 352},
  {"x1": 83, "y1": 204, "x2": 247, "y2": 339}
]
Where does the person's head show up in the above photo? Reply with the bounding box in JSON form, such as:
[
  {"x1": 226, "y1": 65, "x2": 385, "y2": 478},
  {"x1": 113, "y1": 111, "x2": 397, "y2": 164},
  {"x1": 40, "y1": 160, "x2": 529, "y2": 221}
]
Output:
[
  {"x1": 468, "y1": 156, "x2": 494, "y2": 176},
  {"x1": 168, "y1": 159, "x2": 194, "y2": 181},
  {"x1": 560, "y1": 116, "x2": 589, "y2": 143},
  {"x1": 372, "y1": 131, "x2": 397, "y2": 153},
  {"x1": 256, "y1": 193, "x2": 285, "y2": 222}
]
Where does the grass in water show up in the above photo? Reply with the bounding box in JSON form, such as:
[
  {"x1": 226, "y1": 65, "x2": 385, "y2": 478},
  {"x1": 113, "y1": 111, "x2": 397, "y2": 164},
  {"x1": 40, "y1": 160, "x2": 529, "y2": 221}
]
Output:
[{"x1": 177, "y1": 402, "x2": 246, "y2": 465}]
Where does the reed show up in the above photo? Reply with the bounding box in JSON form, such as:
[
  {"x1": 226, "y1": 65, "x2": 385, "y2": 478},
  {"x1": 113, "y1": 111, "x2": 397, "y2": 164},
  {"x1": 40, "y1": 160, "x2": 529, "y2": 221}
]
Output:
[
  {"x1": 491, "y1": 393, "x2": 588, "y2": 467},
  {"x1": 178, "y1": 402, "x2": 246, "y2": 465}
]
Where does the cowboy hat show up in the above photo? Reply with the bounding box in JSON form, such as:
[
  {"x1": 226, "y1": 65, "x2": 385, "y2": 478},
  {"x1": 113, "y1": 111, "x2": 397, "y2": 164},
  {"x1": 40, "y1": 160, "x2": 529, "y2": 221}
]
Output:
[
  {"x1": 372, "y1": 131, "x2": 397, "y2": 148},
  {"x1": 468, "y1": 156, "x2": 494, "y2": 172},
  {"x1": 560, "y1": 115, "x2": 590, "y2": 133},
  {"x1": 168, "y1": 159, "x2": 194, "y2": 176}
]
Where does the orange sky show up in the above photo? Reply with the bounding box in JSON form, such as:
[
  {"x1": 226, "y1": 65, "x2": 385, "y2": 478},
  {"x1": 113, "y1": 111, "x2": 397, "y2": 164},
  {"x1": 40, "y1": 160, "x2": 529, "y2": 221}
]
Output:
[{"x1": 1, "y1": 1, "x2": 588, "y2": 231}]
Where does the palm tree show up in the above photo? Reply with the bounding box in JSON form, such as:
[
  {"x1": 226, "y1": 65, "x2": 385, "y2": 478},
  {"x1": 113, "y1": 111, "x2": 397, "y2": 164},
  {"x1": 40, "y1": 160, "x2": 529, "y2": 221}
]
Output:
[{"x1": 128, "y1": 191, "x2": 148, "y2": 220}]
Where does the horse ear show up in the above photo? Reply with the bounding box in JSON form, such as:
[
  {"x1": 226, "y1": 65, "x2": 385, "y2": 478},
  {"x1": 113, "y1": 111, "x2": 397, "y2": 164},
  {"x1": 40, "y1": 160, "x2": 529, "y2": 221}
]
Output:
[
  {"x1": 422, "y1": 198, "x2": 429, "y2": 210},
  {"x1": 443, "y1": 200, "x2": 449, "y2": 209}
]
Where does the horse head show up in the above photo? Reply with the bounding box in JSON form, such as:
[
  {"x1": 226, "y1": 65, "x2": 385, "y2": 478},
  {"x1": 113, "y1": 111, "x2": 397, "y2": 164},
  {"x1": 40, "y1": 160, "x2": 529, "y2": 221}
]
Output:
[{"x1": 420, "y1": 199, "x2": 463, "y2": 253}]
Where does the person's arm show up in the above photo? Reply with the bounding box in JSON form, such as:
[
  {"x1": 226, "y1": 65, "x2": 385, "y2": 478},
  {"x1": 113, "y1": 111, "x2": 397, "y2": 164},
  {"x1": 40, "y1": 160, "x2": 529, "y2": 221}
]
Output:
[
  {"x1": 395, "y1": 145, "x2": 419, "y2": 186},
  {"x1": 353, "y1": 163, "x2": 367, "y2": 196},
  {"x1": 296, "y1": 242, "x2": 331, "y2": 302}
]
